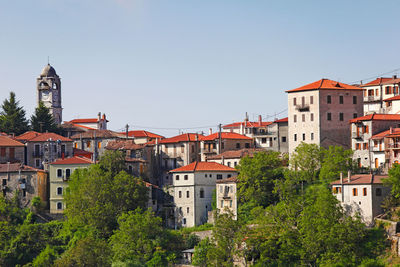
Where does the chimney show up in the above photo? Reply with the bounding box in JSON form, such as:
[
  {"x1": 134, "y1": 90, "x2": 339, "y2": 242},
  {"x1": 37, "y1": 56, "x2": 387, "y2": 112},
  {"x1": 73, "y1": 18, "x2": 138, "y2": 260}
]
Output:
[
  {"x1": 240, "y1": 123, "x2": 244, "y2": 135},
  {"x1": 62, "y1": 152, "x2": 65, "y2": 160},
  {"x1": 340, "y1": 172, "x2": 343, "y2": 184},
  {"x1": 393, "y1": 75, "x2": 397, "y2": 79},
  {"x1": 98, "y1": 112, "x2": 101, "y2": 121},
  {"x1": 102, "y1": 113, "x2": 106, "y2": 120},
  {"x1": 221, "y1": 155, "x2": 225, "y2": 165},
  {"x1": 390, "y1": 127, "x2": 393, "y2": 134},
  {"x1": 347, "y1": 170, "x2": 351, "y2": 183},
  {"x1": 209, "y1": 128, "x2": 213, "y2": 135},
  {"x1": 258, "y1": 115, "x2": 262, "y2": 124}
]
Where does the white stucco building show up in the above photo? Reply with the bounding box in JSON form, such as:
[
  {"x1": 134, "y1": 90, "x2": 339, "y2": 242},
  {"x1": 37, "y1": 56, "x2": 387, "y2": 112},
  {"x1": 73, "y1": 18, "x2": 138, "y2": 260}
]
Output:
[
  {"x1": 216, "y1": 176, "x2": 238, "y2": 220},
  {"x1": 331, "y1": 173, "x2": 390, "y2": 225},
  {"x1": 169, "y1": 161, "x2": 237, "y2": 228},
  {"x1": 287, "y1": 79, "x2": 364, "y2": 155}
]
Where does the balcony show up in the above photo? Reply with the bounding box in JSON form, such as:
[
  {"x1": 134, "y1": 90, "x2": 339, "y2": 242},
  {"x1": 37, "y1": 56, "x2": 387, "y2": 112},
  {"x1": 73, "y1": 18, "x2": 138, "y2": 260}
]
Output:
[
  {"x1": 364, "y1": 95, "x2": 380, "y2": 102},
  {"x1": 295, "y1": 104, "x2": 310, "y2": 112},
  {"x1": 32, "y1": 151, "x2": 43, "y2": 157},
  {"x1": 201, "y1": 148, "x2": 217, "y2": 154},
  {"x1": 222, "y1": 194, "x2": 231, "y2": 200},
  {"x1": 372, "y1": 146, "x2": 383, "y2": 152},
  {"x1": 386, "y1": 143, "x2": 400, "y2": 150},
  {"x1": 253, "y1": 131, "x2": 276, "y2": 137},
  {"x1": 351, "y1": 132, "x2": 363, "y2": 139}
]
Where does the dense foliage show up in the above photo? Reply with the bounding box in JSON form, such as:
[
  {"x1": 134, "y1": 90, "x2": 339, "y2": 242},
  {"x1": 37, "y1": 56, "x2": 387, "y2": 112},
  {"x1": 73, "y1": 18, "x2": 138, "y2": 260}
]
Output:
[
  {"x1": 30, "y1": 101, "x2": 59, "y2": 133},
  {"x1": 0, "y1": 92, "x2": 29, "y2": 135}
]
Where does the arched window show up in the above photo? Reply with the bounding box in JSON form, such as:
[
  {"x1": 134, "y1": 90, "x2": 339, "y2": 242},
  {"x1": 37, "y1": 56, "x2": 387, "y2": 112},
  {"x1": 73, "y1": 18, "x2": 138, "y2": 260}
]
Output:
[
  {"x1": 57, "y1": 202, "x2": 63, "y2": 210},
  {"x1": 57, "y1": 187, "x2": 63, "y2": 195}
]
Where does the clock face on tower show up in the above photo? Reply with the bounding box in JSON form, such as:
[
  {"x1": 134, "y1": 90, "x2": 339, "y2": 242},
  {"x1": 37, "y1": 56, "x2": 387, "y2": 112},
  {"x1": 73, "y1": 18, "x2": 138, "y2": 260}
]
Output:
[
  {"x1": 41, "y1": 90, "x2": 50, "y2": 101},
  {"x1": 53, "y1": 83, "x2": 57, "y2": 90}
]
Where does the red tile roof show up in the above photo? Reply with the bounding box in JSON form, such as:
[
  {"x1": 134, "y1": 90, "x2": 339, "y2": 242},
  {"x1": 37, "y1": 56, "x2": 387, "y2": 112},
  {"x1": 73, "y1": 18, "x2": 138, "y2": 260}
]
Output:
[
  {"x1": 68, "y1": 117, "x2": 110, "y2": 124},
  {"x1": 361, "y1": 77, "x2": 393, "y2": 87},
  {"x1": 382, "y1": 78, "x2": 400, "y2": 85},
  {"x1": 27, "y1": 132, "x2": 72, "y2": 142},
  {"x1": 223, "y1": 121, "x2": 272, "y2": 129},
  {"x1": 159, "y1": 133, "x2": 204, "y2": 144},
  {"x1": 170, "y1": 161, "x2": 237, "y2": 173},
  {"x1": 286, "y1": 79, "x2": 362, "y2": 93},
  {"x1": 0, "y1": 136, "x2": 24, "y2": 147},
  {"x1": 384, "y1": 95, "x2": 400, "y2": 102},
  {"x1": 70, "y1": 130, "x2": 125, "y2": 139},
  {"x1": 121, "y1": 130, "x2": 164, "y2": 139},
  {"x1": 51, "y1": 156, "x2": 93, "y2": 165},
  {"x1": 274, "y1": 117, "x2": 288, "y2": 123},
  {"x1": 207, "y1": 148, "x2": 265, "y2": 160},
  {"x1": 216, "y1": 176, "x2": 239, "y2": 184},
  {"x1": 73, "y1": 148, "x2": 93, "y2": 159},
  {"x1": 15, "y1": 131, "x2": 40, "y2": 141},
  {"x1": 0, "y1": 163, "x2": 42, "y2": 173},
  {"x1": 200, "y1": 132, "x2": 252, "y2": 141},
  {"x1": 105, "y1": 140, "x2": 146, "y2": 150},
  {"x1": 350, "y1": 114, "x2": 400, "y2": 123},
  {"x1": 331, "y1": 174, "x2": 387, "y2": 185}
]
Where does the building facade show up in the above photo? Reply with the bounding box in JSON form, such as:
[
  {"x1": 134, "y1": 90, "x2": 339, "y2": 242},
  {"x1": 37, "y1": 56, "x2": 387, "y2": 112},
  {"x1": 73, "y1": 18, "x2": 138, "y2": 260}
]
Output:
[
  {"x1": 37, "y1": 64, "x2": 62, "y2": 124},
  {"x1": 287, "y1": 79, "x2": 364, "y2": 155},
  {"x1": 206, "y1": 148, "x2": 265, "y2": 168},
  {"x1": 216, "y1": 177, "x2": 238, "y2": 220},
  {"x1": 170, "y1": 162, "x2": 237, "y2": 228},
  {"x1": 0, "y1": 136, "x2": 24, "y2": 164}
]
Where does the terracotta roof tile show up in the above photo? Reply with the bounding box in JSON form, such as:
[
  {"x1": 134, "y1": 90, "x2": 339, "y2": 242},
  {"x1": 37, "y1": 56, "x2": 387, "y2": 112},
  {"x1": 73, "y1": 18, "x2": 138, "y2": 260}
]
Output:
[
  {"x1": 384, "y1": 95, "x2": 400, "y2": 102},
  {"x1": 170, "y1": 161, "x2": 237, "y2": 173},
  {"x1": 51, "y1": 156, "x2": 93, "y2": 165},
  {"x1": 331, "y1": 174, "x2": 387, "y2": 185},
  {"x1": 121, "y1": 130, "x2": 164, "y2": 139},
  {"x1": 350, "y1": 114, "x2": 400, "y2": 123},
  {"x1": 0, "y1": 136, "x2": 24, "y2": 147},
  {"x1": 200, "y1": 132, "x2": 252, "y2": 141},
  {"x1": 70, "y1": 130, "x2": 125, "y2": 139},
  {"x1": 73, "y1": 148, "x2": 93, "y2": 159},
  {"x1": 274, "y1": 117, "x2": 288, "y2": 123},
  {"x1": 286, "y1": 79, "x2": 363, "y2": 93},
  {"x1": 15, "y1": 131, "x2": 40, "y2": 141},
  {"x1": 216, "y1": 176, "x2": 239, "y2": 183},
  {"x1": 159, "y1": 133, "x2": 204, "y2": 144},
  {"x1": 0, "y1": 163, "x2": 42, "y2": 173},
  {"x1": 223, "y1": 121, "x2": 272, "y2": 129},
  {"x1": 207, "y1": 148, "x2": 265, "y2": 160},
  {"x1": 105, "y1": 140, "x2": 146, "y2": 150},
  {"x1": 27, "y1": 132, "x2": 72, "y2": 142},
  {"x1": 361, "y1": 77, "x2": 393, "y2": 87}
]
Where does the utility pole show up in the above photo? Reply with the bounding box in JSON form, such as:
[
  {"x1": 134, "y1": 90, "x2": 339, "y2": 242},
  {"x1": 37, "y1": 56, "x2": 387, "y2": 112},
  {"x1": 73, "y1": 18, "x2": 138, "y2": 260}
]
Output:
[
  {"x1": 125, "y1": 124, "x2": 129, "y2": 139},
  {"x1": 218, "y1": 124, "x2": 222, "y2": 154}
]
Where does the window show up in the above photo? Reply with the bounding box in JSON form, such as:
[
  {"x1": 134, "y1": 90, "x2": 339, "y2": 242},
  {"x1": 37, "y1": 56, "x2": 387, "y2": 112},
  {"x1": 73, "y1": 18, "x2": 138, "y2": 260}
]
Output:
[
  {"x1": 302, "y1": 114, "x2": 305, "y2": 122},
  {"x1": 230, "y1": 200, "x2": 233, "y2": 207},
  {"x1": 261, "y1": 138, "x2": 267, "y2": 144},
  {"x1": 327, "y1": 95, "x2": 331, "y2": 104},
  {"x1": 220, "y1": 185, "x2": 223, "y2": 193},
  {"x1": 353, "y1": 113, "x2": 358, "y2": 119},
  {"x1": 236, "y1": 143, "x2": 240, "y2": 149},
  {"x1": 205, "y1": 174, "x2": 207, "y2": 177},
  {"x1": 187, "y1": 207, "x2": 189, "y2": 214},
  {"x1": 65, "y1": 169, "x2": 71, "y2": 179},
  {"x1": 227, "y1": 162, "x2": 231, "y2": 167},
  {"x1": 209, "y1": 174, "x2": 212, "y2": 178},
  {"x1": 200, "y1": 188, "x2": 204, "y2": 198},
  {"x1": 375, "y1": 89, "x2": 379, "y2": 96},
  {"x1": 302, "y1": 133, "x2": 305, "y2": 141},
  {"x1": 0, "y1": 148, "x2": 5, "y2": 157},
  {"x1": 57, "y1": 187, "x2": 63, "y2": 195},
  {"x1": 217, "y1": 174, "x2": 222, "y2": 180},
  {"x1": 310, "y1": 96, "x2": 313, "y2": 104},
  {"x1": 86, "y1": 141, "x2": 91, "y2": 148},
  {"x1": 179, "y1": 191, "x2": 182, "y2": 198},
  {"x1": 311, "y1": 133, "x2": 314, "y2": 140},
  {"x1": 327, "y1": 113, "x2": 332, "y2": 121},
  {"x1": 352, "y1": 188, "x2": 358, "y2": 196},
  {"x1": 245, "y1": 143, "x2": 250, "y2": 148},
  {"x1": 282, "y1": 136, "x2": 286, "y2": 142},
  {"x1": 2, "y1": 179, "x2": 6, "y2": 186},
  {"x1": 310, "y1": 113, "x2": 314, "y2": 122},
  {"x1": 376, "y1": 188, "x2": 382, "y2": 196},
  {"x1": 339, "y1": 113, "x2": 344, "y2": 121},
  {"x1": 184, "y1": 175, "x2": 188, "y2": 180},
  {"x1": 181, "y1": 145, "x2": 184, "y2": 153},
  {"x1": 301, "y1": 96, "x2": 305, "y2": 106},
  {"x1": 294, "y1": 115, "x2": 297, "y2": 123},
  {"x1": 234, "y1": 162, "x2": 237, "y2": 167},
  {"x1": 98, "y1": 142, "x2": 101, "y2": 149},
  {"x1": 183, "y1": 218, "x2": 186, "y2": 225},
  {"x1": 57, "y1": 202, "x2": 63, "y2": 210},
  {"x1": 294, "y1": 134, "x2": 297, "y2": 142},
  {"x1": 227, "y1": 174, "x2": 232, "y2": 178},
  {"x1": 363, "y1": 188, "x2": 367, "y2": 196},
  {"x1": 57, "y1": 169, "x2": 62, "y2": 178},
  {"x1": 176, "y1": 175, "x2": 180, "y2": 181},
  {"x1": 186, "y1": 191, "x2": 190, "y2": 198},
  {"x1": 221, "y1": 200, "x2": 224, "y2": 208},
  {"x1": 35, "y1": 159, "x2": 40, "y2": 168},
  {"x1": 339, "y1": 95, "x2": 344, "y2": 104},
  {"x1": 293, "y1": 98, "x2": 297, "y2": 106}
]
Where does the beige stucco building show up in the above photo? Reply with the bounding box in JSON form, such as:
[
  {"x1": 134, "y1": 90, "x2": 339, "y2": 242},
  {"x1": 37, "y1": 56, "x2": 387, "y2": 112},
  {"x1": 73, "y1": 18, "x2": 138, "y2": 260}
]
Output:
[
  {"x1": 287, "y1": 79, "x2": 364, "y2": 155},
  {"x1": 331, "y1": 173, "x2": 390, "y2": 225},
  {"x1": 216, "y1": 177, "x2": 238, "y2": 220},
  {"x1": 49, "y1": 156, "x2": 92, "y2": 214},
  {"x1": 0, "y1": 136, "x2": 24, "y2": 164},
  {"x1": 170, "y1": 161, "x2": 237, "y2": 228}
]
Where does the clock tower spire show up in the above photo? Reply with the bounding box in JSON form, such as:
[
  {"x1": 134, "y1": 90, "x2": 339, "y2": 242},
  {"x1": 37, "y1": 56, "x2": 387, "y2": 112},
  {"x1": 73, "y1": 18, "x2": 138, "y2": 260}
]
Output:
[{"x1": 36, "y1": 64, "x2": 62, "y2": 125}]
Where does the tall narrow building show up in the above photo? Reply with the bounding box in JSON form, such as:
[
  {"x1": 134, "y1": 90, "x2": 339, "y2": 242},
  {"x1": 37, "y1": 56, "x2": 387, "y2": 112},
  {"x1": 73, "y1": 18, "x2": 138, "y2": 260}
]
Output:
[{"x1": 37, "y1": 64, "x2": 62, "y2": 124}]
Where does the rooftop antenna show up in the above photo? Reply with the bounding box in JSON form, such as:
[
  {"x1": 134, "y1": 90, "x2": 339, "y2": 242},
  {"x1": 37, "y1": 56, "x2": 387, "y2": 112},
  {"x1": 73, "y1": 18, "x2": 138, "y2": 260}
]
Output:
[{"x1": 47, "y1": 56, "x2": 49, "y2": 65}]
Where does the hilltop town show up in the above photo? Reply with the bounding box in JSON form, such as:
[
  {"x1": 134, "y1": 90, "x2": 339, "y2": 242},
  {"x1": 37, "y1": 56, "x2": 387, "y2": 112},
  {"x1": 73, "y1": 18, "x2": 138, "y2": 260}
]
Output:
[{"x1": 1, "y1": 64, "x2": 400, "y2": 266}]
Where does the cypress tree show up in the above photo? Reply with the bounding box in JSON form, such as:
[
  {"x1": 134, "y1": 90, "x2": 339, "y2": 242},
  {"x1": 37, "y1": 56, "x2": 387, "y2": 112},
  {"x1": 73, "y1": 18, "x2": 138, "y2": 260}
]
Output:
[{"x1": 0, "y1": 92, "x2": 29, "y2": 135}]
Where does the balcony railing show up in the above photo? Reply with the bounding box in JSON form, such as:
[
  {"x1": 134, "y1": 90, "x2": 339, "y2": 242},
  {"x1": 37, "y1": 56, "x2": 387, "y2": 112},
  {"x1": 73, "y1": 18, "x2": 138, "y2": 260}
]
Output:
[
  {"x1": 364, "y1": 95, "x2": 379, "y2": 102},
  {"x1": 295, "y1": 104, "x2": 310, "y2": 112},
  {"x1": 386, "y1": 143, "x2": 400, "y2": 149},
  {"x1": 372, "y1": 146, "x2": 383, "y2": 152},
  {"x1": 351, "y1": 132, "x2": 363, "y2": 139},
  {"x1": 201, "y1": 148, "x2": 217, "y2": 154}
]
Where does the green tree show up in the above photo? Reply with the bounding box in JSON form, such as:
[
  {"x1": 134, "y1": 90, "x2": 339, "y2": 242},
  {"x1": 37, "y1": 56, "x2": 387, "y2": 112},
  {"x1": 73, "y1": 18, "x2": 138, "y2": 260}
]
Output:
[
  {"x1": 192, "y1": 237, "x2": 213, "y2": 267},
  {"x1": 110, "y1": 208, "x2": 165, "y2": 264},
  {"x1": 319, "y1": 146, "x2": 353, "y2": 183},
  {"x1": 384, "y1": 163, "x2": 400, "y2": 198},
  {"x1": 53, "y1": 235, "x2": 111, "y2": 267},
  {"x1": 0, "y1": 92, "x2": 29, "y2": 135},
  {"x1": 30, "y1": 101, "x2": 59, "y2": 133},
  {"x1": 99, "y1": 150, "x2": 127, "y2": 176},
  {"x1": 236, "y1": 151, "x2": 284, "y2": 207},
  {"x1": 290, "y1": 142, "x2": 323, "y2": 182}
]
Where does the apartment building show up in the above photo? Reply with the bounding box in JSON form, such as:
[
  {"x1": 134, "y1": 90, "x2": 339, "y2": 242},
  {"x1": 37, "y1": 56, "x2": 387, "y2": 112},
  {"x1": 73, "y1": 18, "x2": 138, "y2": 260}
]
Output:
[
  {"x1": 199, "y1": 132, "x2": 253, "y2": 161},
  {"x1": 0, "y1": 136, "x2": 24, "y2": 164},
  {"x1": 156, "y1": 133, "x2": 203, "y2": 186},
  {"x1": 216, "y1": 176, "x2": 238, "y2": 220},
  {"x1": 49, "y1": 156, "x2": 92, "y2": 213},
  {"x1": 170, "y1": 161, "x2": 237, "y2": 227},
  {"x1": 382, "y1": 129, "x2": 400, "y2": 170},
  {"x1": 331, "y1": 173, "x2": 390, "y2": 225},
  {"x1": 287, "y1": 79, "x2": 364, "y2": 155},
  {"x1": 362, "y1": 76, "x2": 400, "y2": 114},
  {"x1": 350, "y1": 114, "x2": 400, "y2": 169},
  {"x1": 15, "y1": 132, "x2": 73, "y2": 169},
  {"x1": 122, "y1": 130, "x2": 164, "y2": 145}
]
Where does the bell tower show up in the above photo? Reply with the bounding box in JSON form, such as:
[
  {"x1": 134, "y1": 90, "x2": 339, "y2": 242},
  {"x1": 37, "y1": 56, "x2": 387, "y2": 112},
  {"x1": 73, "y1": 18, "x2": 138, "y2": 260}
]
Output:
[{"x1": 36, "y1": 64, "x2": 62, "y2": 125}]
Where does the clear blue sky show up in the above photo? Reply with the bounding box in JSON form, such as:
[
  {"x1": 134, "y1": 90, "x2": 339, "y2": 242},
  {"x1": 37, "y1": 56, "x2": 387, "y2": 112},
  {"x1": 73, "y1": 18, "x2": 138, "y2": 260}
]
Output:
[{"x1": 1, "y1": 0, "x2": 400, "y2": 137}]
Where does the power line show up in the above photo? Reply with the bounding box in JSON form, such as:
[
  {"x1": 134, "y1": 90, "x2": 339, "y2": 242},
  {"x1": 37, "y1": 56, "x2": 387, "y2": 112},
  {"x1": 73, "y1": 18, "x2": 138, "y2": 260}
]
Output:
[{"x1": 347, "y1": 67, "x2": 400, "y2": 85}]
